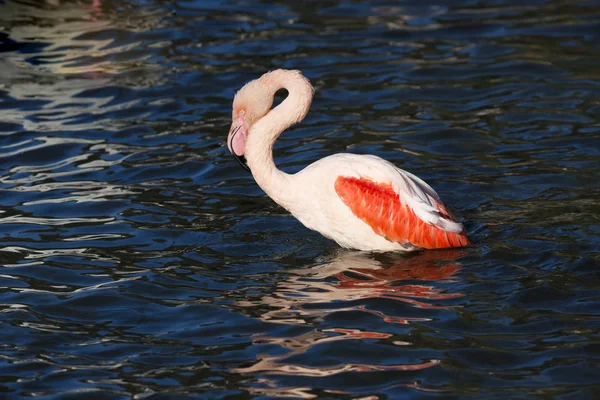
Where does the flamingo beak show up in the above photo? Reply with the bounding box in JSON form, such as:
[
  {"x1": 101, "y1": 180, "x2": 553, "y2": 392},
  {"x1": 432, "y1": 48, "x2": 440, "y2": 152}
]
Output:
[{"x1": 227, "y1": 116, "x2": 250, "y2": 171}]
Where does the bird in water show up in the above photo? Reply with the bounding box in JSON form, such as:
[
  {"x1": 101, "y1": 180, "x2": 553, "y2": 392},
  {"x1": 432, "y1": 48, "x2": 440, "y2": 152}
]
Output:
[{"x1": 227, "y1": 69, "x2": 469, "y2": 251}]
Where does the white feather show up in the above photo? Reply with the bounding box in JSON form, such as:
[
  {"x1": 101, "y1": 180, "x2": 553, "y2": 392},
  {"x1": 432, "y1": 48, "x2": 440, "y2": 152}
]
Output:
[{"x1": 296, "y1": 153, "x2": 465, "y2": 235}]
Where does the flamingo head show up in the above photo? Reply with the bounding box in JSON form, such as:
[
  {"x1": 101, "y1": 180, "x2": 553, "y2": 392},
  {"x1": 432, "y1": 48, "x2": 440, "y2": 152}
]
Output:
[{"x1": 227, "y1": 75, "x2": 275, "y2": 170}]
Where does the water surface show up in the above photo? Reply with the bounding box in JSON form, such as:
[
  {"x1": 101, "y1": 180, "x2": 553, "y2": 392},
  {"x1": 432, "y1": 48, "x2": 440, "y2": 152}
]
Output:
[{"x1": 0, "y1": 0, "x2": 599, "y2": 398}]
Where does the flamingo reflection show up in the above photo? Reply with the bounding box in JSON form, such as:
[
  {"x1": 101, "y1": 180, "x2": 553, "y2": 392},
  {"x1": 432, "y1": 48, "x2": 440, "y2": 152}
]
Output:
[
  {"x1": 237, "y1": 249, "x2": 465, "y2": 325},
  {"x1": 233, "y1": 250, "x2": 466, "y2": 382}
]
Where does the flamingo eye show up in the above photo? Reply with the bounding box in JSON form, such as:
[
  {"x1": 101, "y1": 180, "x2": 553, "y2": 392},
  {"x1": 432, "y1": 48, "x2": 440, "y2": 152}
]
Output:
[{"x1": 240, "y1": 110, "x2": 245, "y2": 116}]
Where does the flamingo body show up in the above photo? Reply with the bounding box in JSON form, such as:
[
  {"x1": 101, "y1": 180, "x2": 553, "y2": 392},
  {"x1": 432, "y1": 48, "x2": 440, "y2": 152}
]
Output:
[
  {"x1": 227, "y1": 69, "x2": 469, "y2": 251},
  {"x1": 335, "y1": 176, "x2": 468, "y2": 249}
]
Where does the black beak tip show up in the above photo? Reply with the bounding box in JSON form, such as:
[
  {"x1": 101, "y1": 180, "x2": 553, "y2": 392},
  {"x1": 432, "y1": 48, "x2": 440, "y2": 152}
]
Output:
[{"x1": 233, "y1": 153, "x2": 250, "y2": 172}]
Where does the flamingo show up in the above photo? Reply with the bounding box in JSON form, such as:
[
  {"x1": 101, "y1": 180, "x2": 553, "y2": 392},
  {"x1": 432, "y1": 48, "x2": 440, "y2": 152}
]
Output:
[{"x1": 227, "y1": 69, "x2": 469, "y2": 251}]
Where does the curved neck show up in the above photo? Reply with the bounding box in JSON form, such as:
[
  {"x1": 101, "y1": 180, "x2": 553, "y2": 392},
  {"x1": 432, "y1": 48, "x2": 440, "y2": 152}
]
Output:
[{"x1": 245, "y1": 70, "x2": 314, "y2": 208}]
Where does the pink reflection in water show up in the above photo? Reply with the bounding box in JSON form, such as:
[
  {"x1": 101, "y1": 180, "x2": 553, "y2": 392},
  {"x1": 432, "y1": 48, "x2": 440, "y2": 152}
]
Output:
[
  {"x1": 233, "y1": 250, "x2": 467, "y2": 385},
  {"x1": 237, "y1": 249, "x2": 466, "y2": 325}
]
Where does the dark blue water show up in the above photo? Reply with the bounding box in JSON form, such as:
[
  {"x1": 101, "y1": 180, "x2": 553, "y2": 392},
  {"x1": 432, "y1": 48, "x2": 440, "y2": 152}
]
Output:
[{"x1": 1, "y1": 0, "x2": 599, "y2": 398}]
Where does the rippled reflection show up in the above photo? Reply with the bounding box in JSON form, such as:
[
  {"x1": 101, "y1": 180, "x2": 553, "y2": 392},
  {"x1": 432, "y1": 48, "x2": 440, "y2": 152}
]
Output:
[
  {"x1": 233, "y1": 250, "x2": 465, "y2": 382},
  {"x1": 238, "y1": 250, "x2": 465, "y2": 325}
]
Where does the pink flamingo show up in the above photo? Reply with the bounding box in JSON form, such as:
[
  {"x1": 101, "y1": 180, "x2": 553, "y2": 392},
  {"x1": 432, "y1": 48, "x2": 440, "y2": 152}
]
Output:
[{"x1": 227, "y1": 69, "x2": 469, "y2": 251}]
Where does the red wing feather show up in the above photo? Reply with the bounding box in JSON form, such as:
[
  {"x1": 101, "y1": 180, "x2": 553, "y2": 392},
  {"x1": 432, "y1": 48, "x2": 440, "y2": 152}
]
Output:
[{"x1": 334, "y1": 176, "x2": 469, "y2": 249}]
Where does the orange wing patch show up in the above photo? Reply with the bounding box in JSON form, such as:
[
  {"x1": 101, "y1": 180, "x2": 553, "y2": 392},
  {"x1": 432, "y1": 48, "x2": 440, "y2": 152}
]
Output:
[{"x1": 334, "y1": 176, "x2": 469, "y2": 249}]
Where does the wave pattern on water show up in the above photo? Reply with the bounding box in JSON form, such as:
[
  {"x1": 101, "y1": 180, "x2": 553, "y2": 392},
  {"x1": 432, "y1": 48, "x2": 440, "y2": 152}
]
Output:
[{"x1": 0, "y1": 0, "x2": 599, "y2": 398}]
